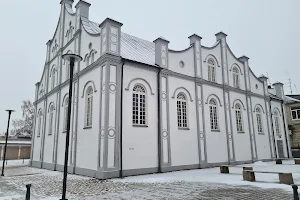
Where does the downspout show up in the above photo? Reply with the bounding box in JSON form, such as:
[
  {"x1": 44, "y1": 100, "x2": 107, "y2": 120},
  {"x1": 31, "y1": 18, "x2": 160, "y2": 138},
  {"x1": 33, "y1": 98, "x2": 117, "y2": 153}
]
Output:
[
  {"x1": 119, "y1": 61, "x2": 124, "y2": 178},
  {"x1": 281, "y1": 100, "x2": 290, "y2": 158},
  {"x1": 269, "y1": 98, "x2": 278, "y2": 158},
  {"x1": 157, "y1": 65, "x2": 162, "y2": 173}
]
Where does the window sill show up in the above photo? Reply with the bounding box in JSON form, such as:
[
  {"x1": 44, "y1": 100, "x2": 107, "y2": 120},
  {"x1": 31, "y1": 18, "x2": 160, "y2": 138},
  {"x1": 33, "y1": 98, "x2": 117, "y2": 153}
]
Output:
[
  {"x1": 83, "y1": 126, "x2": 92, "y2": 129},
  {"x1": 48, "y1": 133, "x2": 52, "y2": 136},
  {"x1": 237, "y1": 131, "x2": 245, "y2": 134},
  {"x1": 178, "y1": 127, "x2": 190, "y2": 130},
  {"x1": 133, "y1": 124, "x2": 148, "y2": 127},
  {"x1": 62, "y1": 131, "x2": 67, "y2": 133},
  {"x1": 258, "y1": 132, "x2": 264, "y2": 135},
  {"x1": 211, "y1": 129, "x2": 220, "y2": 132}
]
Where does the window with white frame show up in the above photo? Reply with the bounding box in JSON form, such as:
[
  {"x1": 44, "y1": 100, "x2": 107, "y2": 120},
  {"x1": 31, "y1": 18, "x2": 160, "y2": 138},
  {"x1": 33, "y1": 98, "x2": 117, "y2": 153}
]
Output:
[
  {"x1": 85, "y1": 86, "x2": 93, "y2": 127},
  {"x1": 51, "y1": 68, "x2": 55, "y2": 90},
  {"x1": 38, "y1": 109, "x2": 43, "y2": 137},
  {"x1": 49, "y1": 105, "x2": 54, "y2": 135},
  {"x1": 63, "y1": 97, "x2": 69, "y2": 131},
  {"x1": 132, "y1": 84, "x2": 146, "y2": 125},
  {"x1": 208, "y1": 58, "x2": 216, "y2": 82},
  {"x1": 177, "y1": 92, "x2": 188, "y2": 128},
  {"x1": 232, "y1": 67, "x2": 240, "y2": 88},
  {"x1": 256, "y1": 107, "x2": 263, "y2": 133},
  {"x1": 274, "y1": 111, "x2": 280, "y2": 134},
  {"x1": 209, "y1": 99, "x2": 219, "y2": 130},
  {"x1": 291, "y1": 107, "x2": 300, "y2": 120},
  {"x1": 235, "y1": 103, "x2": 243, "y2": 132}
]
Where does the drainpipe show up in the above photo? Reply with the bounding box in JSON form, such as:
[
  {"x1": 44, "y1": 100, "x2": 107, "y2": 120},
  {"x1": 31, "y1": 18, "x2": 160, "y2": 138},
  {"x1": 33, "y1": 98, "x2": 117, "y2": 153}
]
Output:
[
  {"x1": 119, "y1": 61, "x2": 124, "y2": 178},
  {"x1": 281, "y1": 100, "x2": 290, "y2": 158},
  {"x1": 270, "y1": 98, "x2": 278, "y2": 158},
  {"x1": 157, "y1": 65, "x2": 162, "y2": 173}
]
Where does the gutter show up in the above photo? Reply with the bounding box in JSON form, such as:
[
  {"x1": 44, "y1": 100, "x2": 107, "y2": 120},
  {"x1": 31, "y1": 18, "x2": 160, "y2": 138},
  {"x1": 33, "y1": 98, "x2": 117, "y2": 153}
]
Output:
[
  {"x1": 157, "y1": 65, "x2": 162, "y2": 173},
  {"x1": 119, "y1": 61, "x2": 125, "y2": 178}
]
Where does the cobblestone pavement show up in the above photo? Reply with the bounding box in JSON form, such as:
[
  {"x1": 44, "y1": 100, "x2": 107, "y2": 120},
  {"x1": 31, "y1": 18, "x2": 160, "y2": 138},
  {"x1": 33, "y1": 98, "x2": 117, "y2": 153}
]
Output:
[{"x1": 0, "y1": 166, "x2": 293, "y2": 200}]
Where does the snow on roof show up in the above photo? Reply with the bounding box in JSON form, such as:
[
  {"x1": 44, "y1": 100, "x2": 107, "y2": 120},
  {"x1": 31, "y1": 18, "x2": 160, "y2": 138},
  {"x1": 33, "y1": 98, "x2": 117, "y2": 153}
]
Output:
[
  {"x1": 285, "y1": 95, "x2": 300, "y2": 103},
  {"x1": 82, "y1": 18, "x2": 156, "y2": 66}
]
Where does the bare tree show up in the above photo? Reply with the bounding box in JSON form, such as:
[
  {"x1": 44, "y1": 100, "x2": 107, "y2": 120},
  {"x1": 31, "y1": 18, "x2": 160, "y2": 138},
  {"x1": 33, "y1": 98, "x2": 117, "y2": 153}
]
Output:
[{"x1": 12, "y1": 100, "x2": 34, "y2": 137}]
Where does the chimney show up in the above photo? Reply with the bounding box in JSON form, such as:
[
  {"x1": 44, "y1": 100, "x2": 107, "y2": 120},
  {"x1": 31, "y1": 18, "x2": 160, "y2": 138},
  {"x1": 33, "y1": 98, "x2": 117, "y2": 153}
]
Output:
[
  {"x1": 153, "y1": 37, "x2": 169, "y2": 68},
  {"x1": 75, "y1": 0, "x2": 90, "y2": 19},
  {"x1": 272, "y1": 82, "x2": 284, "y2": 99}
]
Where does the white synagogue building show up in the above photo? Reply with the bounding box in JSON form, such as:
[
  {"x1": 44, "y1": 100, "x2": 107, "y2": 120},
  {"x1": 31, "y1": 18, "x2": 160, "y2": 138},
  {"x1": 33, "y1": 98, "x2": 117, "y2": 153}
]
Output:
[{"x1": 30, "y1": 0, "x2": 292, "y2": 179}]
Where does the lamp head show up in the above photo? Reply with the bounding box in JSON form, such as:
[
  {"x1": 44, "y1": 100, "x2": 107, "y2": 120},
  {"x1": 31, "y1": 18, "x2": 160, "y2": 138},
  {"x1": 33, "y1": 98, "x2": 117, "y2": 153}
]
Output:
[{"x1": 62, "y1": 53, "x2": 83, "y2": 63}]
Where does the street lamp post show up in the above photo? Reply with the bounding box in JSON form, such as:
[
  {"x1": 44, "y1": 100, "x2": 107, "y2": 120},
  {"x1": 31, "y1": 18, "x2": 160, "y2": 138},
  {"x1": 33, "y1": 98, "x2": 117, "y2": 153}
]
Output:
[
  {"x1": 1, "y1": 109, "x2": 15, "y2": 176},
  {"x1": 60, "y1": 53, "x2": 82, "y2": 200}
]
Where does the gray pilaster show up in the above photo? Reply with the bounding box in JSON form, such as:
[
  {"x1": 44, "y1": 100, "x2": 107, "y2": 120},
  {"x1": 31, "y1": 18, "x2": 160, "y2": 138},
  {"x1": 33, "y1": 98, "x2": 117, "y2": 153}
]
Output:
[
  {"x1": 189, "y1": 34, "x2": 202, "y2": 78},
  {"x1": 215, "y1": 32, "x2": 229, "y2": 85},
  {"x1": 227, "y1": 92, "x2": 236, "y2": 162},
  {"x1": 249, "y1": 97, "x2": 258, "y2": 160}
]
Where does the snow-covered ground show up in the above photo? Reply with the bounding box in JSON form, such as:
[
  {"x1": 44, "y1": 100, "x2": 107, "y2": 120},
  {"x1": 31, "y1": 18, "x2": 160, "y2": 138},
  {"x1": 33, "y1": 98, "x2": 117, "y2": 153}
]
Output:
[
  {"x1": 0, "y1": 159, "x2": 29, "y2": 167},
  {"x1": 0, "y1": 160, "x2": 296, "y2": 199}
]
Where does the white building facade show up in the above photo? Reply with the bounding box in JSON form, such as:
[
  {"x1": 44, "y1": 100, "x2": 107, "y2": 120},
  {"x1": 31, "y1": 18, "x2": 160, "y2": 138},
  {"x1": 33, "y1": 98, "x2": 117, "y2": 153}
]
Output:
[{"x1": 30, "y1": 0, "x2": 292, "y2": 179}]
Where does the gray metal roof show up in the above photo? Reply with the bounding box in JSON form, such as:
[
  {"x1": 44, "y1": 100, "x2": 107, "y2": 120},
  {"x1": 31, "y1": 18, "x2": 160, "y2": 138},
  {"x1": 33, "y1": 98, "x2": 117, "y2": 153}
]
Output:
[{"x1": 82, "y1": 18, "x2": 155, "y2": 66}]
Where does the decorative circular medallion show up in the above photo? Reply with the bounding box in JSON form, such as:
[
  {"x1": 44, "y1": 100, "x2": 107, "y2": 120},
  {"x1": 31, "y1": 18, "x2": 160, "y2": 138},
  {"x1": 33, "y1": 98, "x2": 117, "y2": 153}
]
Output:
[
  {"x1": 179, "y1": 61, "x2": 185, "y2": 68},
  {"x1": 162, "y1": 130, "x2": 168, "y2": 139},
  {"x1": 109, "y1": 83, "x2": 116, "y2": 93},
  {"x1": 108, "y1": 127, "x2": 116, "y2": 139},
  {"x1": 110, "y1": 35, "x2": 117, "y2": 43},
  {"x1": 161, "y1": 92, "x2": 167, "y2": 100},
  {"x1": 199, "y1": 132, "x2": 204, "y2": 139}
]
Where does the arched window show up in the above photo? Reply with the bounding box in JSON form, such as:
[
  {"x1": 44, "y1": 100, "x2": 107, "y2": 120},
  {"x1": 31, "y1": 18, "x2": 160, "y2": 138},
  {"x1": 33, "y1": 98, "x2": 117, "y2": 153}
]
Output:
[
  {"x1": 256, "y1": 107, "x2": 263, "y2": 133},
  {"x1": 66, "y1": 62, "x2": 70, "y2": 81},
  {"x1": 91, "y1": 52, "x2": 95, "y2": 64},
  {"x1": 274, "y1": 111, "x2": 281, "y2": 135},
  {"x1": 177, "y1": 92, "x2": 188, "y2": 128},
  {"x1": 86, "y1": 55, "x2": 90, "y2": 67},
  {"x1": 51, "y1": 68, "x2": 56, "y2": 90},
  {"x1": 209, "y1": 99, "x2": 219, "y2": 130},
  {"x1": 132, "y1": 84, "x2": 146, "y2": 125},
  {"x1": 85, "y1": 87, "x2": 93, "y2": 127},
  {"x1": 232, "y1": 67, "x2": 240, "y2": 88},
  {"x1": 38, "y1": 109, "x2": 43, "y2": 137},
  {"x1": 63, "y1": 97, "x2": 69, "y2": 132},
  {"x1": 49, "y1": 105, "x2": 54, "y2": 135},
  {"x1": 235, "y1": 103, "x2": 243, "y2": 132},
  {"x1": 208, "y1": 59, "x2": 216, "y2": 82}
]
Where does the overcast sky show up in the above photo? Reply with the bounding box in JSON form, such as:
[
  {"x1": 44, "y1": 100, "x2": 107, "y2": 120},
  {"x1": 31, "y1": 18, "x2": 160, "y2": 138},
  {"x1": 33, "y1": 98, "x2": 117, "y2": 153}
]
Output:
[{"x1": 0, "y1": 0, "x2": 299, "y2": 132}]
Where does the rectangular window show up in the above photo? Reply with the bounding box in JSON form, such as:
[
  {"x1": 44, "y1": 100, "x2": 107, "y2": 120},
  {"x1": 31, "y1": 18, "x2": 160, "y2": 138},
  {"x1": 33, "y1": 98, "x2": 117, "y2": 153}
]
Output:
[
  {"x1": 132, "y1": 93, "x2": 146, "y2": 125},
  {"x1": 177, "y1": 100, "x2": 187, "y2": 128},
  {"x1": 256, "y1": 114, "x2": 263, "y2": 133},
  {"x1": 275, "y1": 116, "x2": 280, "y2": 134},
  {"x1": 235, "y1": 110, "x2": 243, "y2": 132},
  {"x1": 210, "y1": 106, "x2": 218, "y2": 130},
  {"x1": 291, "y1": 109, "x2": 300, "y2": 120}
]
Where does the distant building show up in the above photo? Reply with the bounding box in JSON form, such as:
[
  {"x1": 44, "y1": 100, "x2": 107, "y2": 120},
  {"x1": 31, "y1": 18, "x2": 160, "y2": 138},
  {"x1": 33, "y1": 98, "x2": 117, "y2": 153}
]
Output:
[
  {"x1": 285, "y1": 95, "x2": 300, "y2": 149},
  {"x1": 31, "y1": 0, "x2": 291, "y2": 179},
  {"x1": 0, "y1": 136, "x2": 31, "y2": 160}
]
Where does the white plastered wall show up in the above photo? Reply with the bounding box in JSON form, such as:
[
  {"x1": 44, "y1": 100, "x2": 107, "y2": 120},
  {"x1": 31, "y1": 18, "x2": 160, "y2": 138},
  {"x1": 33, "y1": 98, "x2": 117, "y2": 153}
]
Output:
[
  {"x1": 122, "y1": 64, "x2": 158, "y2": 170},
  {"x1": 168, "y1": 77, "x2": 199, "y2": 166},
  {"x1": 42, "y1": 93, "x2": 57, "y2": 163},
  {"x1": 229, "y1": 91, "x2": 252, "y2": 161},
  {"x1": 75, "y1": 67, "x2": 101, "y2": 170},
  {"x1": 168, "y1": 47, "x2": 195, "y2": 77},
  {"x1": 201, "y1": 44, "x2": 222, "y2": 85},
  {"x1": 251, "y1": 96, "x2": 271, "y2": 159},
  {"x1": 203, "y1": 85, "x2": 228, "y2": 163},
  {"x1": 32, "y1": 101, "x2": 45, "y2": 161}
]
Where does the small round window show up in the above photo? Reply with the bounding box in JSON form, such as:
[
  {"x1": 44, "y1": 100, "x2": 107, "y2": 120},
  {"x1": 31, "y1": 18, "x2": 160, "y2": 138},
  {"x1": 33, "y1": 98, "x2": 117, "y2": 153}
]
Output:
[{"x1": 179, "y1": 61, "x2": 185, "y2": 68}]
